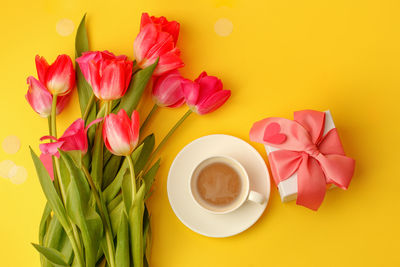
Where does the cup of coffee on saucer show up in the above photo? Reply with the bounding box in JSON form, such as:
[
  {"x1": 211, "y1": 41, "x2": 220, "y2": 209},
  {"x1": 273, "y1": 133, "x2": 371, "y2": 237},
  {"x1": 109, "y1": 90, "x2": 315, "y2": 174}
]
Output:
[
  {"x1": 168, "y1": 134, "x2": 270, "y2": 238},
  {"x1": 189, "y1": 155, "x2": 266, "y2": 215}
]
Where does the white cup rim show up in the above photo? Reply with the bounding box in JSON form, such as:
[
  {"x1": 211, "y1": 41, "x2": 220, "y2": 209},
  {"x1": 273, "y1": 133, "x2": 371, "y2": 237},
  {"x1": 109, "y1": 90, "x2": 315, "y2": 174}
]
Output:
[{"x1": 189, "y1": 155, "x2": 250, "y2": 215}]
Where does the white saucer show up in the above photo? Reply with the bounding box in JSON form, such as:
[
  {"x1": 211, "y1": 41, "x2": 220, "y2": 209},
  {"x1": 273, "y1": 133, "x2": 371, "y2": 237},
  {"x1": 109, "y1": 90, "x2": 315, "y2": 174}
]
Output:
[{"x1": 167, "y1": 134, "x2": 270, "y2": 238}]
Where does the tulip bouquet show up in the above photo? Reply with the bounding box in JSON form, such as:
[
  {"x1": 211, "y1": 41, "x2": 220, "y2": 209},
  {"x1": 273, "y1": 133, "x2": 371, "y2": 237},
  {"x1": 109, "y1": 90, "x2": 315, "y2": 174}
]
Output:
[{"x1": 27, "y1": 13, "x2": 230, "y2": 267}]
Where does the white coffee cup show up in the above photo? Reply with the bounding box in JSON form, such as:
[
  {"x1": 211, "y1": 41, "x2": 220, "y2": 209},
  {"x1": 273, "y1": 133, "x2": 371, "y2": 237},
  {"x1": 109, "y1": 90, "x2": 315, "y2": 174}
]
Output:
[{"x1": 189, "y1": 155, "x2": 265, "y2": 214}]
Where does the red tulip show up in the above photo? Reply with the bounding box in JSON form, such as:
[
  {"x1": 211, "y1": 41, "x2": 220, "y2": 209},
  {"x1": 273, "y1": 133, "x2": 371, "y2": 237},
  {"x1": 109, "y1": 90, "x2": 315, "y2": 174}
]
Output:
[
  {"x1": 76, "y1": 51, "x2": 133, "y2": 100},
  {"x1": 152, "y1": 71, "x2": 185, "y2": 108},
  {"x1": 39, "y1": 118, "x2": 101, "y2": 157},
  {"x1": 26, "y1": 76, "x2": 71, "y2": 117},
  {"x1": 182, "y1": 72, "x2": 231, "y2": 115},
  {"x1": 35, "y1": 54, "x2": 75, "y2": 96},
  {"x1": 134, "y1": 13, "x2": 184, "y2": 76},
  {"x1": 140, "y1": 13, "x2": 180, "y2": 44},
  {"x1": 103, "y1": 109, "x2": 140, "y2": 156}
]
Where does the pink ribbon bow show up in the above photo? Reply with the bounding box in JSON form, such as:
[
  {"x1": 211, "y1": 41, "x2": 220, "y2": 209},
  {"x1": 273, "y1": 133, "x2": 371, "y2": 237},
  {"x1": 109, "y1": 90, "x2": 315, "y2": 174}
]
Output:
[{"x1": 250, "y1": 110, "x2": 355, "y2": 210}]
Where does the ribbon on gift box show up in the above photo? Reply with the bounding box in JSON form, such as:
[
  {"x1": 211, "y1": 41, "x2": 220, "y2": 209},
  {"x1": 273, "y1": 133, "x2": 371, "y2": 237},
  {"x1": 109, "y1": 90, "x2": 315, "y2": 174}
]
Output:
[{"x1": 250, "y1": 110, "x2": 355, "y2": 210}]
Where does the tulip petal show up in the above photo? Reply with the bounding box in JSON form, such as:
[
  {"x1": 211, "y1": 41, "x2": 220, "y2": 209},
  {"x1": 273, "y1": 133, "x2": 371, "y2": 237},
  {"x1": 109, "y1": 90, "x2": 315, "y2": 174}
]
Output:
[
  {"x1": 88, "y1": 60, "x2": 101, "y2": 97},
  {"x1": 40, "y1": 135, "x2": 58, "y2": 142},
  {"x1": 99, "y1": 61, "x2": 126, "y2": 100},
  {"x1": 39, "y1": 141, "x2": 64, "y2": 157},
  {"x1": 103, "y1": 111, "x2": 133, "y2": 156},
  {"x1": 153, "y1": 48, "x2": 184, "y2": 76},
  {"x1": 131, "y1": 110, "x2": 140, "y2": 147},
  {"x1": 140, "y1": 13, "x2": 152, "y2": 29},
  {"x1": 146, "y1": 32, "x2": 175, "y2": 60},
  {"x1": 46, "y1": 54, "x2": 75, "y2": 95},
  {"x1": 35, "y1": 55, "x2": 49, "y2": 85},
  {"x1": 196, "y1": 89, "x2": 231, "y2": 115},
  {"x1": 134, "y1": 24, "x2": 158, "y2": 64},
  {"x1": 60, "y1": 119, "x2": 85, "y2": 138},
  {"x1": 152, "y1": 72, "x2": 184, "y2": 107},
  {"x1": 85, "y1": 118, "x2": 104, "y2": 132},
  {"x1": 162, "y1": 20, "x2": 180, "y2": 44},
  {"x1": 26, "y1": 76, "x2": 53, "y2": 117},
  {"x1": 56, "y1": 93, "x2": 71, "y2": 115},
  {"x1": 40, "y1": 153, "x2": 54, "y2": 180},
  {"x1": 196, "y1": 75, "x2": 223, "y2": 104},
  {"x1": 182, "y1": 79, "x2": 199, "y2": 106}
]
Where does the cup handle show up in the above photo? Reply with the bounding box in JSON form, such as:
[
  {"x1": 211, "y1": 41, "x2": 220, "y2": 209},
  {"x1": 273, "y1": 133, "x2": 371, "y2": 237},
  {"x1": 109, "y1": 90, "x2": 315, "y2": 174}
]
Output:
[{"x1": 248, "y1": 190, "x2": 265, "y2": 204}]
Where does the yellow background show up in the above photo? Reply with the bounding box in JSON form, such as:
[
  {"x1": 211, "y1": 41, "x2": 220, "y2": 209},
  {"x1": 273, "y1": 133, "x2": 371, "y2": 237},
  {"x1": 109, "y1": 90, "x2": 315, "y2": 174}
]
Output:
[{"x1": 1, "y1": 0, "x2": 399, "y2": 266}]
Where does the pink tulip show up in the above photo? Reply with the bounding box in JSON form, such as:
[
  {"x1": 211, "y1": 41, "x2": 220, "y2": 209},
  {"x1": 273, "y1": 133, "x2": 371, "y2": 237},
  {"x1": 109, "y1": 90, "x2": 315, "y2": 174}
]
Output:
[
  {"x1": 26, "y1": 76, "x2": 71, "y2": 117},
  {"x1": 76, "y1": 51, "x2": 133, "y2": 100},
  {"x1": 134, "y1": 13, "x2": 184, "y2": 76},
  {"x1": 152, "y1": 71, "x2": 185, "y2": 108},
  {"x1": 182, "y1": 72, "x2": 231, "y2": 115},
  {"x1": 35, "y1": 54, "x2": 75, "y2": 96},
  {"x1": 103, "y1": 109, "x2": 140, "y2": 156},
  {"x1": 39, "y1": 118, "x2": 101, "y2": 157}
]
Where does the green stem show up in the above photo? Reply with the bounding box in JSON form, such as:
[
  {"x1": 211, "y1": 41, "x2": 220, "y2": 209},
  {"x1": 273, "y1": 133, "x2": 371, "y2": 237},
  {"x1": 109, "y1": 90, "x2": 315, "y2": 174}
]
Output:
[
  {"x1": 91, "y1": 101, "x2": 111, "y2": 189},
  {"x1": 140, "y1": 104, "x2": 158, "y2": 134},
  {"x1": 81, "y1": 164, "x2": 116, "y2": 267},
  {"x1": 145, "y1": 109, "x2": 192, "y2": 171},
  {"x1": 82, "y1": 93, "x2": 96, "y2": 122},
  {"x1": 47, "y1": 116, "x2": 61, "y2": 196},
  {"x1": 126, "y1": 155, "x2": 136, "y2": 202},
  {"x1": 50, "y1": 95, "x2": 84, "y2": 267},
  {"x1": 50, "y1": 96, "x2": 67, "y2": 204}
]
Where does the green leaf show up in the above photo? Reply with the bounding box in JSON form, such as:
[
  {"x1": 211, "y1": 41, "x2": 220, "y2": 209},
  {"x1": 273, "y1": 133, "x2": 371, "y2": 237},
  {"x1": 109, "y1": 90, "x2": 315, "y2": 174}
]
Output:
[
  {"x1": 107, "y1": 193, "x2": 122, "y2": 213},
  {"x1": 129, "y1": 183, "x2": 146, "y2": 267},
  {"x1": 75, "y1": 14, "x2": 89, "y2": 57},
  {"x1": 32, "y1": 243, "x2": 69, "y2": 266},
  {"x1": 143, "y1": 205, "x2": 152, "y2": 265},
  {"x1": 118, "y1": 59, "x2": 159, "y2": 116},
  {"x1": 58, "y1": 231, "x2": 73, "y2": 266},
  {"x1": 143, "y1": 159, "x2": 160, "y2": 199},
  {"x1": 42, "y1": 215, "x2": 64, "y2": 267},
  {"x1": 135, "y1": 134, "x2": 155, "y2": 174},
  {"x1": 39, "y1": 203, "x2": 51, "y2": 246},
  {"x1": 65, "y1": 150, "x2": 82, "y2": 169},
  {"x1": 44, "y1": 216, "x2": 63, "y2": 250},
  {"x1": 39, "y1": 203, "x2": 52, "y2": 267},
  {"x1": 102, "y1": 155, "x2": 122, "y2": 189},
  {"x1": 115, "y1": 212, "x2": 130, "y2": 267},
  {"x1": 58, "y1": 152, "x2": 71, "y2": 189},
  {"x1": 122, "y1": 171, "x2": 134, "y2": 215},
  {"x1": 103, "y1": 143, "x2": 144, "y2": 203},
  {"x1": 60, "y1": 150, "x2": 102, "y2": 267},
  {"x1": 30, "y1": 148, "x2": 70, "y2": 231},
  {"x1": 109, "y1": 201, "x2": 124, "y2": 238},
  {"x1": 75, "y1": 13, "x2": 97, "y2": 150}
]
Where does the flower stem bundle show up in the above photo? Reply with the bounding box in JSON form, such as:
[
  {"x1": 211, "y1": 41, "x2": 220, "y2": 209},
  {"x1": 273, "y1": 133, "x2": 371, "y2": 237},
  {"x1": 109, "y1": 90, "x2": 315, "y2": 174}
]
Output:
[{"x1": 27, "y1": 13, "x2": 231, "y2": 267}]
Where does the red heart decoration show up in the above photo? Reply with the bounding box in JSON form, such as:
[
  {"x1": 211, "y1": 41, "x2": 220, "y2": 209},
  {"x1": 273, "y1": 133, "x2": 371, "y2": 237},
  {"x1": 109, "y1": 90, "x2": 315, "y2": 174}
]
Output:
[{"x1": 263, "y1": 122, "x2": 287, "y2": 144}]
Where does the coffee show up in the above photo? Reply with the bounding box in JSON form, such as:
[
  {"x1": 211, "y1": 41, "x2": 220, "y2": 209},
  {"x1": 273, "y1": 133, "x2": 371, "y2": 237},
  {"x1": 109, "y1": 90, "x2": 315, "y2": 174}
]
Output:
[{"x1": 195, "y1": 162, "x2": 242, "y2": 207}]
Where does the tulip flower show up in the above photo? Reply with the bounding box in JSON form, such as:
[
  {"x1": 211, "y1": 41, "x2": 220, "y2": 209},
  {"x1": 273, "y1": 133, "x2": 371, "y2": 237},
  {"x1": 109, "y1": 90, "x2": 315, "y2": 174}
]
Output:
[
  {"x1": 76, "y1": 51, "x2": 133, "y2": 100},
  {"x1": 182, "y1": 72, "x2": 231, "y2": 115},
  {"x1": 26, "y1": 77, "x2": 71, "y2": 117},
  {"x1": 152, "y1": 71, "x2": 185, "y2": 108},
  {"x1": 35, "y1": 54, "x2": 75, "y2": 96},
  {"x1": 140, "y1": 12, "x2": 180, "y2": 44},
  {"x1": 103, "y1": 109, "x2": 140, "y2": 156},
  {"x1": 39, "y1": 118, "x2": 102, "y2": 157},
  {"x1": 134, "y1": 13, "x2": 184, "y2": 76}
]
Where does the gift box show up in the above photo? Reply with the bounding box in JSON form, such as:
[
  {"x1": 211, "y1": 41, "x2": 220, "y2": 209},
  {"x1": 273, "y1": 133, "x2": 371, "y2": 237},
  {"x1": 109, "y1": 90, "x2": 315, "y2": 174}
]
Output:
[{"x1": 250, "y1": 110, "x2": 355, "y2": 210}]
